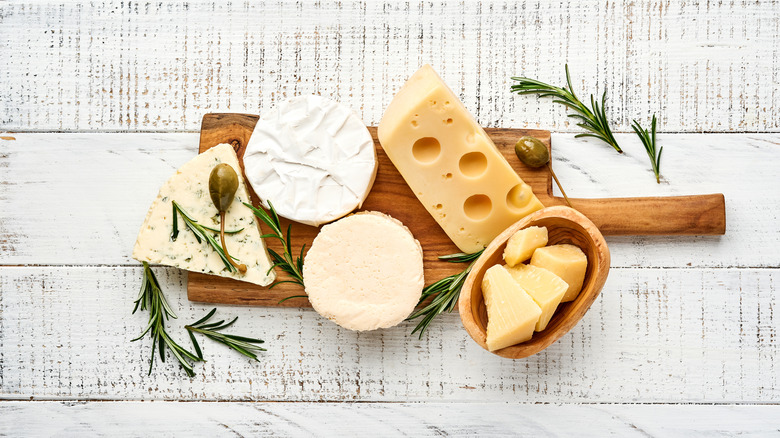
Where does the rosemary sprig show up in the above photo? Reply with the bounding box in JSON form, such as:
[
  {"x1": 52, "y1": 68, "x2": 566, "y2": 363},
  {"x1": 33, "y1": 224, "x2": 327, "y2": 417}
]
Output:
[
  {"x1": 132, "y1": 262, "x2": 201, "y2": 377},
  {"x1": 171, "y1": 201, "x2": 241, "y2": 273},
  {"x1": 631, "y1": 114, "x2": 663, "y2": 183},
  {"x1": 185, "y1": 308, "x2": 266, "y2": 361},
  {"x1": 407, "y1": 250, "x2": 484, "y2": 339},
  {"x1": 511, "y1": 64, "x2": 623, "y2": 153},
  {"x1": 243, "y1": 201, "x2": 305, "y2": 289}
]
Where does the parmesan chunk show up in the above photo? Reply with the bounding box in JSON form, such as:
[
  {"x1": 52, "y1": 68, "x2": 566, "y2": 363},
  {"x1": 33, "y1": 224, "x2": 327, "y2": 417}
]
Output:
[{"x1": 482, "y1": 265, "x2": 542, "y2": 351}]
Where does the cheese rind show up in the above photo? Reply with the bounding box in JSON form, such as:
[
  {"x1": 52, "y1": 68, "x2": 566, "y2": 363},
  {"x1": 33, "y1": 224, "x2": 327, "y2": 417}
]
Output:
[
  {"x1": 132, "y1": 144, "x2": 275, "y2": 286},
  {"x1": 244, "y1": 95, "x2": 377, "y2": 226},
  {"x1": 503, "y1": 226, "x2": 548, "y2": 266},
  {"x1": 378, "y1": 65, "x2": 544, "y2": 253},
  {"x1": 505, "y1": 264, "x2": 568, "y2": 331},
  {"x1": 530, "y1": 244, "x2": 588, "y2": 302},
  {"x1": 302, "y1": 211, "x2": 424, "y2": 331},
  {"x1": 482, "y1": 265, "x2": 542, "y2": 351}
]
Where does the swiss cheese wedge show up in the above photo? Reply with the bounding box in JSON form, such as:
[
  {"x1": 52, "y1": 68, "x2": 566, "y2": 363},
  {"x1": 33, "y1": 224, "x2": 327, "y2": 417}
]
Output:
[
  {"x1": 132, "y1": 144, "x2": 275, "y2": 286},
  {"x1": 378, "y1": 65, "x2": 544, "y2": 253}
]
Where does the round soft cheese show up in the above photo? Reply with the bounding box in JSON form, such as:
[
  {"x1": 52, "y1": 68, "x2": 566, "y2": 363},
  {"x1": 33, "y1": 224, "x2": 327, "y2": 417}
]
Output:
[
  {"x1": 243, "y1": 95, "x2": 377, "y2": 227},
  {"x1": 303, "y1": 211, "x2": 424, "y2": 331}
]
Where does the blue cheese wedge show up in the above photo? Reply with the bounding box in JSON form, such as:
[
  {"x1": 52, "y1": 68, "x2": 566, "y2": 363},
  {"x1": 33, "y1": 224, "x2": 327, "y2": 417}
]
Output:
[{"x1": 132, "y1": 144, "x2": 275, "y2": 286}]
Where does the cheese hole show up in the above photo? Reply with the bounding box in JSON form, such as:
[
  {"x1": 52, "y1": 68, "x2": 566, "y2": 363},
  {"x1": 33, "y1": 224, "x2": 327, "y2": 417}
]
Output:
[
  {"x1": 458, "y1": 152, "x2": 488, "y2": 178},
  {"x1": 411, "y1": 120, "x2": 418, "y2": 127},
  {"x1": 434, "y1": 204, "x2": 443, "y2": 210},
  {"x1": 443, "y1": 172, "x2": 453, "y2": 180},
  {"x1": 506, "y1": 183, "x2": 533, "y2": 211},
  {"x1": 463, "y1": 194, "x2": 492, "y2": 221},
  {"x1": 412, "y1": 137, "x2": 441, "y2": 164},
  {"x1": 445, "y1": 118, "x2": 453, "y2": 125}
]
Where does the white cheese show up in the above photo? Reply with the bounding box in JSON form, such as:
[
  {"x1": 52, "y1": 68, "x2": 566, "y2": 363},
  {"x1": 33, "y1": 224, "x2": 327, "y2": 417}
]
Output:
[
  {"x1": 243, "y1": 95, "x2": 377, "y2": 227},
  {"x1": 302, "y1": 211, "x2": 424, "y2": 331},
  {"x1": 132, "y1": 144, "x2": 275, "y2": 286}
]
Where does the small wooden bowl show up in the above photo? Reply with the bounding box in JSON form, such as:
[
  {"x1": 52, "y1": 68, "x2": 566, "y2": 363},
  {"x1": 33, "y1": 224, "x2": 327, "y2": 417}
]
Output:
[{"x1": 458, "y1": 206, "x2": 611, "y2": 358}]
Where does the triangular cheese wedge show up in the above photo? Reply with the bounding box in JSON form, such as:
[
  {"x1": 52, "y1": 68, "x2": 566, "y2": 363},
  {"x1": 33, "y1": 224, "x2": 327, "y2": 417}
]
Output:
[
  {"x1": 482, "y1": 265, "x2": 542, "y2": 351},
  {"x1": 133, "y1": 144, "x2": 275, "y2": 286}
]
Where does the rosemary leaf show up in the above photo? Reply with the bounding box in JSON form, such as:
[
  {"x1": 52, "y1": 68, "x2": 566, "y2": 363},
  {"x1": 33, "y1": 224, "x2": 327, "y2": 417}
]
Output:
[
  {"x1": 171, "y1": 201, "x2": 239, "y2": 273},
  {"x1": 132, "y1": 262, "x2": 201, "y2": 377},
  {"x1": 407, "y1": 249, "x2": 484, "y2": 338},
  {"x1": 243, "y1": 202, "x2": 306, "y2": 296},
  {"x1": 631, "y1": 114, "x2": 663, "y2": 183},
  {"x1": 511, "y1": 64, "x2": 622, "y2": 153},
  {"x1": 186, "y1": 309, "x2": 267, "y2": 361}
]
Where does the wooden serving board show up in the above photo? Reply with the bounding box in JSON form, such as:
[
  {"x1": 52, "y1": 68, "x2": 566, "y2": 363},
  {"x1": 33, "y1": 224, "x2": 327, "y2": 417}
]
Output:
[{"x1": 188, "y1": 113, "x2": 726, "y2": 307}]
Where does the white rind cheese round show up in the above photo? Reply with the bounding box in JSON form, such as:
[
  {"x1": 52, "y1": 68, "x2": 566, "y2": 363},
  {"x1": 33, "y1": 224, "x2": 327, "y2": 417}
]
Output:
[
  {"x1": 303, "y1": 211, "x2": 424, "y2": 331},
  {"x1": 243, "y1": 95, "x2": 377, "y2": 227}
]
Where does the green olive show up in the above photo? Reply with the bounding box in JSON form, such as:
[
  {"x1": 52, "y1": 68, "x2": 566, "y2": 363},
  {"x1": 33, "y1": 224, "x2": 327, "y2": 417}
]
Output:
[
  {"x1": 209, "y1": 163, "x2": 239, "y2": 212},
  {"x1": 514, "y1": 136, "x2": 550, "y2": 168}
]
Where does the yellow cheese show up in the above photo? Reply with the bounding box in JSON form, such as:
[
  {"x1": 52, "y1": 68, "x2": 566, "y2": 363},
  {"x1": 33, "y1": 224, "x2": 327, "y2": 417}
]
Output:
[
  {"x1": 505, "y1": 264, "x2": 568, "y2": 331},
  {"x1": 482, "y1": 265, "x2": 542, "y2": 351},
  {"x1": 530, "y1": 244, "x2": 588, "y2": 302},
  {"x1": 378, "y1": 65, "x2": 544, "y2": 253},
  {"x1": 503, "y1": 226, "x2": 548, "y2": 266}
]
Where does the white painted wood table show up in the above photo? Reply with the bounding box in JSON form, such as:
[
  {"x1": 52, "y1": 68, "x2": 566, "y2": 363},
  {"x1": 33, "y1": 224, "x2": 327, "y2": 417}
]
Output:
[{"x1": 1, "y1": 1, "x2": 779, "y2": 436}]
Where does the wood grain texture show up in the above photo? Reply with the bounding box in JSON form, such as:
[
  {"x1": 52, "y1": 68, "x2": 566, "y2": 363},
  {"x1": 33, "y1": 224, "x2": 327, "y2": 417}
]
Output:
[
  {"x1": 460, "y1": 206, "x2": 611, "y2": 358},
  {"x1": 0, "y1": 132, "x2": 774, "y2": 269},
  {"x1": 1, "y1": 1, "x2": 779, "y2": 133},
  {"x1": 1, "y1": 0, "x2": 779, "y2": 417},
  {"x1": 1, "y1": 265, "x2": 777, "y2": 402},
  {"x1": 189, "y1": 114, "x2": 723, "y2": 306},
  {"x1": 2, "y1": 402, "x2": 780, "y2": 437}
]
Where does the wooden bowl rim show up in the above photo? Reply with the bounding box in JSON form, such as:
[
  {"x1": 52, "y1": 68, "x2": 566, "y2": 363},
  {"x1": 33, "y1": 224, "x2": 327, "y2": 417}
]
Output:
[{"x1": 458, "y1": 206, "x2": 611, "y2": 359}]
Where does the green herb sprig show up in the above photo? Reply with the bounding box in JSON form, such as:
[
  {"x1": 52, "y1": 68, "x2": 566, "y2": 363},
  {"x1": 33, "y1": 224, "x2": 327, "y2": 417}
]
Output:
[
  {"x1": 171, "y1": 201, "x2": 243, "y2": 273},
  {"x1": 511, "y1": 64, "x2": 622, "y2": 153},
  {"x1": 186, "y1": 308, "x2": 266, "y2": 361},
  {"x1": 132, "y1": 262, "x2": 201, "y2": 377},
  {"x1": 244, "y1": 201, "x2": 305, "y2": 289},
  {"x1": 631, "y1": 114, "x2": 663, "y2": 183},
  {"x1": 407, "y1": 250, "x2": 484, "y2": 339}
]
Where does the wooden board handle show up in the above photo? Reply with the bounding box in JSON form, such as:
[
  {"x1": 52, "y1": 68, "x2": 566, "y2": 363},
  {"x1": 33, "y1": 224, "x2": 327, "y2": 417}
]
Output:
[{"x1": 565, "y1": 193, "x2": 726, "y2": 235}]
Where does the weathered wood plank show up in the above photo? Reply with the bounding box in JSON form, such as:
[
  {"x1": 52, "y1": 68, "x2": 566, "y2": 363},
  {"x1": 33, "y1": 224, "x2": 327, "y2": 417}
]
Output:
[
  {"x1": 1, "y1": 1, "x2": 778, "y2": 132},
  {"x1": 1, "y1": 266, "x2": 777, "y2": 402},
  {"x1": 2, "y1": 401, "x2": 780, "y2": 437},
  {"x1": 0, "y1": 133, "x2": 775, "y2": 268}
]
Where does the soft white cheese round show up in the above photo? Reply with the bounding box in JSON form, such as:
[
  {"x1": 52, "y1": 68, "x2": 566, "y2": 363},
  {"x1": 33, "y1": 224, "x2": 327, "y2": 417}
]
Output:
[
  {"x1": 303, "y1": 211, "x2": 424, "y2": 331},
  {"x1": 243, "y1": 95, "x2": 377, "y2": 227}
]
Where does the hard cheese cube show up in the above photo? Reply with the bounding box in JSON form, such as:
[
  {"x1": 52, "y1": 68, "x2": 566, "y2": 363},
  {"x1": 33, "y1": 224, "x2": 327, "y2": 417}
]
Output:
[
  {"x1": 482, "y1": 265, "x2": 542, "y2": 351},
  {"x1": 530, "y1": 244, "x2": 587, "y2": 302},
  {"x1": 505, "y1": 264, "x2": 568, "y2": 331},
  {"x1": 378, "y1": 65, "x2": 544, "y2": 253},
  {"x1": 503, "y1": 226, "x2": 548, "y2": 266}
]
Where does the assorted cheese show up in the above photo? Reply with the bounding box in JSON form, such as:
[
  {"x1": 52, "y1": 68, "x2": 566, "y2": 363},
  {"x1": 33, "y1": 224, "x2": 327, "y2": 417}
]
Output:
[
  {"x1": 482, "y1": 265, "x2": 542, "y2": 351},
  {"x1": 243, "y1": 95, "x2": 377, "y2": 227},
  {"x1": 132, "y1": 66, "x2": 596, "y2": 345},
  {"x1": 505, "y1": 264, "x2": 567, "y2": 332},
  {"x1": 378, "y1": 64, "x2": 544, "y2": 253},
  {"x1": 302, "y1": 212, "x2": 424, "y2": 331},
  {"x1": 480, "y1": 226, "x2": 589, "y2": 350},
  {"x1": 132, "y1": 144, "x2": 275, "y2": 287},
  {"x1": 503, "y1": 225, "x2": 548, "y2": 267},
  {"x1": 530, "y1": 244, "x2": 588, "y2": 302}
]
